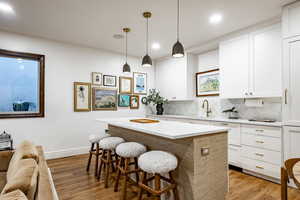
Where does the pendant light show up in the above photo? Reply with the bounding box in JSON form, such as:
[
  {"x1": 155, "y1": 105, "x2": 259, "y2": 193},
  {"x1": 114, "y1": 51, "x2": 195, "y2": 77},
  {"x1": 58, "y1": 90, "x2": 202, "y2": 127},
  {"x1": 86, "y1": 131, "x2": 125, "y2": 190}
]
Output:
[
  {"x1": 142, "y1": 12, "x2": 152, "y2": 67},
  {"x1": 172, "y1": 0, "x2": 185, "y2": 58},
  {"x1": 123, "y1": 28, "x2": 131, "y2": 72}
]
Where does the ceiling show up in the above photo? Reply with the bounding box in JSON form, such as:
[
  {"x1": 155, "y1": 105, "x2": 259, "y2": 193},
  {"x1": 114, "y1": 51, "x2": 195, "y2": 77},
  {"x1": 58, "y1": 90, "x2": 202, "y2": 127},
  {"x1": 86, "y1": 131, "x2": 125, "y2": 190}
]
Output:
[{"x1": 0, "y1": 0, "x2": 294, "y2": 59}]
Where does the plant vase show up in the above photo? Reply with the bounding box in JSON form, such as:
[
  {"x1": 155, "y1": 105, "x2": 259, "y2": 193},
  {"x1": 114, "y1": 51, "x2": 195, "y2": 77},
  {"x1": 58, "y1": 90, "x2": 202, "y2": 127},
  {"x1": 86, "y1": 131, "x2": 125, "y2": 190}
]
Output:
[{"x1": 156, "y1": 103, "x2": 164, "y2": 115}]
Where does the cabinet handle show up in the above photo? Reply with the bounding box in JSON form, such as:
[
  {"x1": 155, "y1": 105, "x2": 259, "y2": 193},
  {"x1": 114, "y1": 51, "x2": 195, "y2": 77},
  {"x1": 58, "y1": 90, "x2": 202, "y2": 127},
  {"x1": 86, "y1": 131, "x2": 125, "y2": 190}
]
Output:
[
  {"x1": 222, "y1": 123, "x2": 229, "y2": 126},
  {"x1": 250, "y1": 92, "x2": 253, "y2": 95},
  {"x1": 256, "y1": 140, "x2": 264, "y2": 144},
  {"x1": 256, "y1": 166, "x2": 264, "y2": 169},
  {"x1": 172, "y1": 97, "x2": 176, "y2": 99},
  {"x1": 284, "y1": 89, "x2": 288, "y2": 104},
  {"x1": 255, "y1": 153, "x2": 264, "y2": 157},
  {"x1": 245, "y1": 92, "x2": 248, "y2": 95}
]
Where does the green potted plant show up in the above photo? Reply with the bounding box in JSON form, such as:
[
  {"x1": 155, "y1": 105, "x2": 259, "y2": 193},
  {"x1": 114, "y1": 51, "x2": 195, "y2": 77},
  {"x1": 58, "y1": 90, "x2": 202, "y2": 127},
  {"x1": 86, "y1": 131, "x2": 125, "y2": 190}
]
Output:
[{"x1": 142, "y1": 89, "x2": 168, "y2": 115}]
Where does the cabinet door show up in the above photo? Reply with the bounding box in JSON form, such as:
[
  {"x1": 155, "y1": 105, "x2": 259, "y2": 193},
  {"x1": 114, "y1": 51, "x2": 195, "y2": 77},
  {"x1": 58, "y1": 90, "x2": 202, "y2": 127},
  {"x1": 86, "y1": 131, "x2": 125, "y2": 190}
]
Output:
[
  {"x1": 250, "y1": 24, "x2": 282, "y2": 97},
  {"x1": 284, "y1": 126, "x2": 300, "y2": 161},
  {"x1": 283, "y1": 36, "x2": 300, "y2": 124},
  {"x1": 219, "y1": 35, "x2": 250, "y2": 98},
  {"x1": 155, "y1": 57, "x2": 186, "y2": 100},
  {"x1": 282, "y1": 1, "x2": 300, "y2": 38}
]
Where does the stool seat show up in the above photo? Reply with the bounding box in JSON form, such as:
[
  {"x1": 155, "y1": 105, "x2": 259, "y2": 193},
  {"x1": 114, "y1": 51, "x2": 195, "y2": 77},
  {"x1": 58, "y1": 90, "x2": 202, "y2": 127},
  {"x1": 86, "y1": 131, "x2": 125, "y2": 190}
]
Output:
[
  {"x1": 138, "y1": 151, "x2": 178, "y2": 174},
  {"x1": 116, "y1": 142, "x2": 146, "y2": 158},
  {"x1": 99, "y1": 137, "x2": 125, "y2": 150},
  {"x1": 89, "y1": 133, "x2": 111, "y2": 143}
]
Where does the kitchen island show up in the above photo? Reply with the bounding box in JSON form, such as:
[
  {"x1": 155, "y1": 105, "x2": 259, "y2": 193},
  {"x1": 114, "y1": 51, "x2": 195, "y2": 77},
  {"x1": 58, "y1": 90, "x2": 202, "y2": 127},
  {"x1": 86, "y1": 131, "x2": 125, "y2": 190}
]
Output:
[{"x1": 97, "y1": 118, "x2": 229, "y2": 200}]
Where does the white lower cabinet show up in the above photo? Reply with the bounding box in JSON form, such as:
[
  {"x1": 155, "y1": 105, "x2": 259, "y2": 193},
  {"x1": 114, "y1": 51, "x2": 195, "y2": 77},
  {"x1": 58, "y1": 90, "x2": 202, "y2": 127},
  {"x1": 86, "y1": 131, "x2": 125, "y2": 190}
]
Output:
[
  {"x1": 241, "y1": 125, "x2": 282, "y2": 180},
  {"x1": 229, "y1": 144, "x2": 241, "y2": 167}
]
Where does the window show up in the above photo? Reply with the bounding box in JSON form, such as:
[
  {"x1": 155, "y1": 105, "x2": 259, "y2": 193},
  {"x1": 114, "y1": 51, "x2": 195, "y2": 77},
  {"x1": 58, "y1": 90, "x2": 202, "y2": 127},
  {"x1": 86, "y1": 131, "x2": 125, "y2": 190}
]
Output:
[{"x1": 0, "y1": 49, "x2": 45, "y2": 118}]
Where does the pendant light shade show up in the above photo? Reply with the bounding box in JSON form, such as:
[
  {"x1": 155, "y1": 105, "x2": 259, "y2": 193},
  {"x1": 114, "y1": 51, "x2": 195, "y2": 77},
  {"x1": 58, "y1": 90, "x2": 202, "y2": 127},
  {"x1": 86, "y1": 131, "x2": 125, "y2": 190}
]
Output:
[
  {"x1": 142, "y1": 54, "x2": 152, "y2": 67},
  {"x1": 123, "y1": 62, "x2": 130, "y2": 72},
  {"x1": 123, "y1": 27, "x2": 131, "y2": 72},
  {"x1": 172, "y1": 0, "x2": 184, "y2": 58},
  {"x1": 142, "y1": 12, "x2": 152, "y2": 67},
  {"x1": 172, "y1": 40, "x2": 184, "y2": 58}
]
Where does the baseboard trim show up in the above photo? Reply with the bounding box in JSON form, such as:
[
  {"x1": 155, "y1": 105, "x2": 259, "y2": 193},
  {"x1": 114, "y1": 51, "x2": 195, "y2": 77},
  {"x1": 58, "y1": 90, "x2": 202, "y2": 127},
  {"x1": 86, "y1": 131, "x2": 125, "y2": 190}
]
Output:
[{"x1": 45, "y1": 146, "x2": 89, "y2": 160}]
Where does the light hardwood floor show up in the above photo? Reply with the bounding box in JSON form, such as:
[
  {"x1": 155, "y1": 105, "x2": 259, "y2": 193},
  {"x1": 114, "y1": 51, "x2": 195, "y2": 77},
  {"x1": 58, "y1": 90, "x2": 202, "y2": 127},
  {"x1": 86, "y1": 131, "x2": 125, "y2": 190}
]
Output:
[{"x1": 47, "y1": 154, "x2": 300, "y2": 200}]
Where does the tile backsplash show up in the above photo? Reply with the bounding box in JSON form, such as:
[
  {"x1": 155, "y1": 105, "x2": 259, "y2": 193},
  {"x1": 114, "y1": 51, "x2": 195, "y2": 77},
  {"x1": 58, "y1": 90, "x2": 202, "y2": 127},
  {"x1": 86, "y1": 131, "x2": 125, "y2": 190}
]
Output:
[{"x1": 161, "y1": 97, "x2": 282, "y2": 121}]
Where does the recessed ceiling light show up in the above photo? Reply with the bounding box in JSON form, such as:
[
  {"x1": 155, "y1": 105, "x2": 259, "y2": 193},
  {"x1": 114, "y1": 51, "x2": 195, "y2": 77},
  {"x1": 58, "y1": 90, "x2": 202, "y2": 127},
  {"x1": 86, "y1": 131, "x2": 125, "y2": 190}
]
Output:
[
  {"x1": 209, "y1": 13, "x2": 223, "y2": 24},
  {"x1": 152, "y1": 43, "x2": 160, "y2": 50},
  {"x1": 0, "y1": 2, "x2": 14, "y2": 14}
]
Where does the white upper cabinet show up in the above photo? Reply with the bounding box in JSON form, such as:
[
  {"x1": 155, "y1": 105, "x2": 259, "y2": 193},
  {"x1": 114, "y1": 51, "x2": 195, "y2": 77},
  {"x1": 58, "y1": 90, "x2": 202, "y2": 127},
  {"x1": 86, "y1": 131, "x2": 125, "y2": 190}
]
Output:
[
  {"x1": 250, "y1": 24, "x2": 282, "y2": 98},
  {"x1": 282, "y1": 1, "x2": 300, "y2": 39},
  {"x1": 219, "y1": 35, "x2": 250, "y2": 99},
  {"x1": 219, "y1": 24, "x2": 282, "y2": 99},
  {"x1": 282, "y1": 36, "x2": 300, "y2": 125},
  {"x1": 155, "y1": 54, "x2": 196, "y2": 101}
]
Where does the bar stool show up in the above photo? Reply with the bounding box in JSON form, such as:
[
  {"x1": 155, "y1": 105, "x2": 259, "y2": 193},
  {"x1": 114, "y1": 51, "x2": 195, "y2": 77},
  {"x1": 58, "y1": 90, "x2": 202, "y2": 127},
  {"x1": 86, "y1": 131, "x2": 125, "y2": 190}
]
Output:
[
  {"x1": 137, "y1": 151, "x2": 179, "y2": 200},
  {"x1": 114, "y1": 142, "x2": 147, "y2": 200},
  {"x1": 86, "y1": 133, "x2": 110, "y2": 176},
  {"x1": 98, "y1": 137, "x2": 125, "y2": 188}
]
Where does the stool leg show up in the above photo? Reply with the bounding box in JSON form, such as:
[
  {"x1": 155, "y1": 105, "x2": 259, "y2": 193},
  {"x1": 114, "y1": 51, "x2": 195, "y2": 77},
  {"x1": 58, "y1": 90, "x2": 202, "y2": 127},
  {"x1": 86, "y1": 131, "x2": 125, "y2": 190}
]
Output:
[
  {"x1": 155, "y1": 174, "x2": 161, "y2": 200},
  {"x1": 104, "y1": 150, "x2": 112, "y2": 188},
  {"x1": 169, "y1": 172, "x2": 179, "y2": 200},
  {"x1": 138, "y1": 172, "x2": 146, "y2": 200},
  {"x1": 97, "y1": 150, "x2": 106, "y2": 180},
  {"x1": 114, "y1": 157, "x2": 123, "y2": 192},
  {"x1": 134, "y1": 157, "x2": 139, "y2": 183},
  {"x1": 121, "y1": 158, "x2": 129, "y2": 200},
  {"x1": 86, "y1": 143, "x2": 94, "y2": 172},
  {"x1": 95, "y1": 143, "x2": 100, "y2": 176}
]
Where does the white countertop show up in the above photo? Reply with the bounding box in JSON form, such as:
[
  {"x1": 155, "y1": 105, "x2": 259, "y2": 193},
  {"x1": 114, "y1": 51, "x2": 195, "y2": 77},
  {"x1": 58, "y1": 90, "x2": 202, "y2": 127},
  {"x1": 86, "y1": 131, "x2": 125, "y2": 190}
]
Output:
[
  {"x1": 147, "y1": 114, "x2": 283, "y2": 127},
  {"x1": 97, "y1": 117, "x2": 229, "y2": 139}
]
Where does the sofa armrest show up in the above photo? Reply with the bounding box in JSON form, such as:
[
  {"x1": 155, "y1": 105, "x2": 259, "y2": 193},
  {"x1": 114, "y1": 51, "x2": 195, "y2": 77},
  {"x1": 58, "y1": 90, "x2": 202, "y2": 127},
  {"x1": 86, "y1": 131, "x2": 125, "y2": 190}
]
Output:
[{"x1": 0, "y1": 150, "x2": 14, "y2": 172}]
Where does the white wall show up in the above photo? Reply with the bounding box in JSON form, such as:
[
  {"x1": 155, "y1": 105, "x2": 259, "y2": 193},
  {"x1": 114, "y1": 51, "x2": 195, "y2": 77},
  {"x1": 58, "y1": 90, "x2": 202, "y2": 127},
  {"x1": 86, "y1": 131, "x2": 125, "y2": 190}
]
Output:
[{"x1": 0, "y1": 31, "x2": 155, "y2": 159}]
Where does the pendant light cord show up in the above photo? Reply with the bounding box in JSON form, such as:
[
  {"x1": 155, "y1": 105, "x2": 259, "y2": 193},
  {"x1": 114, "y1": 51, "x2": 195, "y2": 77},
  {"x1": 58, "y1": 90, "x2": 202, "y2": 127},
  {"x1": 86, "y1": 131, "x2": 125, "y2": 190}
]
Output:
[
  {"x1": 177, "y1": 0, "x2": 180, "y2": 41},
  {"x1": 146, "y1": 18, "x2": 149, "y2": 55},
  {"x1": 125, "y1": 32, "x2": 128, "y2": 63}
]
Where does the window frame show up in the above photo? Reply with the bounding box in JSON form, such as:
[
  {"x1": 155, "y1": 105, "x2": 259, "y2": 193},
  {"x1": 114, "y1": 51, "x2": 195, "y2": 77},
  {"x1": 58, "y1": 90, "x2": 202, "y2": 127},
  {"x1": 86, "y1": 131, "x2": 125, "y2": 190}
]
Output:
[{"x1": 0, "y1": 49, "x2": 45, "y2": 119}]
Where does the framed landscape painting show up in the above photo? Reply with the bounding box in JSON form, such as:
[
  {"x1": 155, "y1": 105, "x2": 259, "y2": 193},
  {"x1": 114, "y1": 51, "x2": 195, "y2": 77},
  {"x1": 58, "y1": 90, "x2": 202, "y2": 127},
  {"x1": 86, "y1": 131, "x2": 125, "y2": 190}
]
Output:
[
  {"x1": 196, "y1": 69, "x2": 220, "y2": 97},
  {"x1": 91, "y1": 72, "x2": 102, "y2": 85},
  {"x1": 133, "y1": 72, "x2": 147, "y2": 94},
  {"x1": 118, "y1": 94, "x2": 130, "y2": 107},
  {"x1": 119, "y1": 76, "x2": 132, "y2": 94},
  {"x1": 92, "y1": 88, "x2": 117, "y2": 110},
  {"x1": 74, "y1": 82, "x2": 91, "y2": 112},
  {"x1": 130, "y1": 95, "x2": 139, "y2": 109}
]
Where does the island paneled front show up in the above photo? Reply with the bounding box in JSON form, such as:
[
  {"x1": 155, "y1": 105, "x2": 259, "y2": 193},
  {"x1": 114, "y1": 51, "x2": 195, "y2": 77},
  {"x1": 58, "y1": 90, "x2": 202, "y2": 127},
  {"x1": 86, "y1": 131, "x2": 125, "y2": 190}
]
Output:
[{"x1": 97, "y1": 118, "x2": 229, "y2": 200}]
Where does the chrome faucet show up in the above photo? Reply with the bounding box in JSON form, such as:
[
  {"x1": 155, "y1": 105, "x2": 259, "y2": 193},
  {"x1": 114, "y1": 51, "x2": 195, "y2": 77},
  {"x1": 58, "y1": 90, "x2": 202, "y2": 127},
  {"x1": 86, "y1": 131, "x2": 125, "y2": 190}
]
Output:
[{"x1": 202, "y1": 99, "x2": 212, "y2": 117}]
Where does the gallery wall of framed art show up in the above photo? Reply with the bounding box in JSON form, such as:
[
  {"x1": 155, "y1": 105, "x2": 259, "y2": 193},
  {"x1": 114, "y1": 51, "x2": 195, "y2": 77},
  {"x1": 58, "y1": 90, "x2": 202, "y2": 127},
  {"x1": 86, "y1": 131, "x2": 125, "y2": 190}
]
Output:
[{"x1": 73, "y1": 71, "x2": 148, "y2": 112}]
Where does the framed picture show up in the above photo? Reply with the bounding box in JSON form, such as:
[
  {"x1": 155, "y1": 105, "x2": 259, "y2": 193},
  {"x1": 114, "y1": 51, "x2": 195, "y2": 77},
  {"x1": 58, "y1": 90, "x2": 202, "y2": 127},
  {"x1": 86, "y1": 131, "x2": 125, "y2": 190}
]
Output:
[
  {"x1": 92, "y1": 88, "x2": 117, "y2": 110},
  {"x1": 196, "y1": 69, "x2": 220, "y2": 97},
  {"x1": 103, "y1": 75, "x2": 117, "y2": 87},
  {"x1": 119, "y1": 76, "x2": 133, "y2": 94},
  {"x1": 130, "y1": 95, "x2": 139, "y2": 109},
  {"x1": 133, "y1": 72, "x2": 147, "y2": 94},
  {"x1": 118, "y1": 94, "x2": 130, "y2": 107},
  {"x1": 74, "y1": 82, "x2": 91, "y2": 112},
  {"x1": 91, "y1": 72, "x2": 102, "y2": 85}
]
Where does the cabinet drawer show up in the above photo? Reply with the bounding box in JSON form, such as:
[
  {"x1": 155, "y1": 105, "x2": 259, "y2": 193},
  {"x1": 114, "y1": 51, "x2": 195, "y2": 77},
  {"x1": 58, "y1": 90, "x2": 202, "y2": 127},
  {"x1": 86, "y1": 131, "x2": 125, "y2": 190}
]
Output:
[
  {"x1": 229, "y1": 145, "x2": 241, "y2": 167},
  {"x1": 241, "y1": 146, "x2": 281, "y2": 165},
  {"x1": 241, "y1": 133, "x2": 281, "y2": 152},
  {"x1": 241, "y1": 125, "x2": 281, "y2": 138},
  {"x1": 212, "y1": 122, "x2": 241, "y2": 145},
  {"x1": 242, "y1": 157, "x2": 280, "y2": 179}
]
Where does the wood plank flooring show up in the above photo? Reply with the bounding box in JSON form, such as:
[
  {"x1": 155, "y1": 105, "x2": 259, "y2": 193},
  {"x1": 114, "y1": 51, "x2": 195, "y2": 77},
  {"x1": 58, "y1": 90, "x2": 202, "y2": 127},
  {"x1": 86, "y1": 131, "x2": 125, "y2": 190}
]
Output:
[{"x1": 47, "y1": 154, "x2": 300, "y2": 200}]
